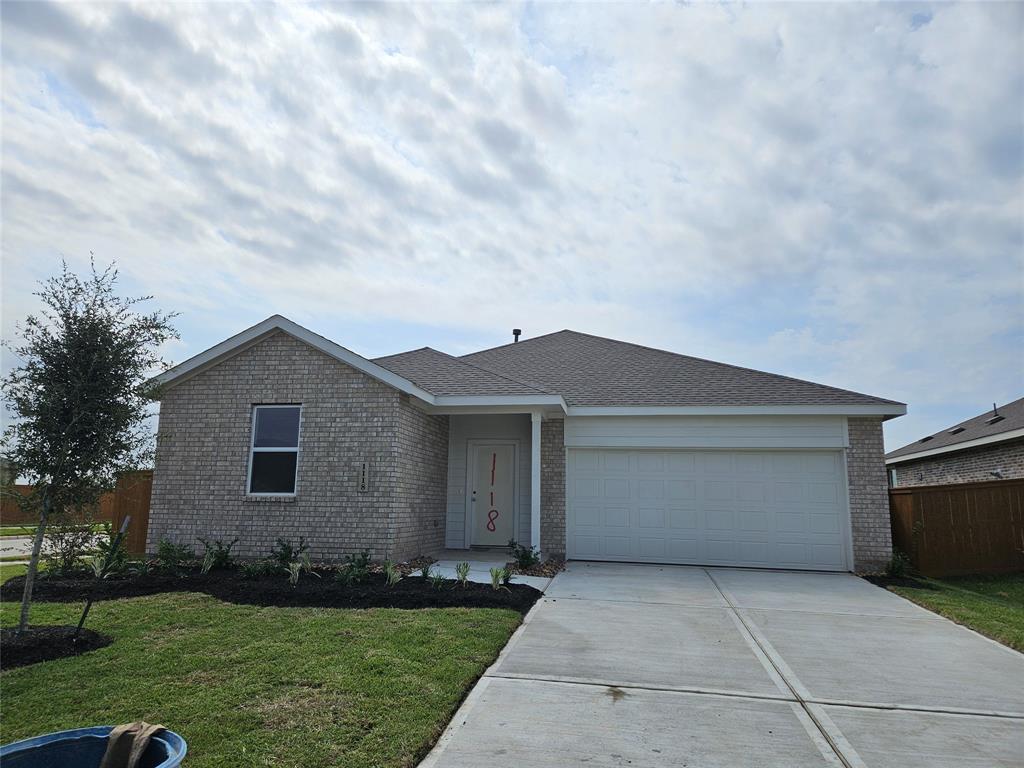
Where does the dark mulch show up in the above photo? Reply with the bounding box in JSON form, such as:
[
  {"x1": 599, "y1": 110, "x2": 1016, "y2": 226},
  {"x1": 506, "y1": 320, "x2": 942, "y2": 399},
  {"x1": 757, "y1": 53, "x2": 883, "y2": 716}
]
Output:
[
  {"x1": 863, "y1": 574, "x2": 937, "y2": 590},
  {"x1": 1, "y1": 625, "x2": 113, "y2": 670},
  {"x1": 509, "y1": 558, "x2": 566, "y2": 578},
  {"x1": 1, "y1": 569, "x2": 541, "y2": 614}
]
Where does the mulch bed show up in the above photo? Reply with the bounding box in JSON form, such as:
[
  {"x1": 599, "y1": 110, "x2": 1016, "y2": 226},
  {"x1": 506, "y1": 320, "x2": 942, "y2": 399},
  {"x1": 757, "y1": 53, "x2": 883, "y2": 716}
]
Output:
[
  {"x1": 1, "y1": 569, "x2": 541, "y2": 614},
  {"x1": 1, "y1": 625, "x2": 113, "y2": 670},
  {"x1": 509, "y1": 558, "x2": 565, "y2": 578},
  {"x1": 863, "y1": 574, "x2": 937, "y2": 590}
]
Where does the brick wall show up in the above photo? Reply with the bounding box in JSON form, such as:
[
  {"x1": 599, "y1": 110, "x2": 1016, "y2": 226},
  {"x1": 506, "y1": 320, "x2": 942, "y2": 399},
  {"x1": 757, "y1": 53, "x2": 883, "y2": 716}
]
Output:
[
  {"x1": 390, "y1": 396, "x2": 449, "y2": 561},
  {"x1": 846, "y1": 417, "x2": 892, "y2": 571},
  {"x1": 148, "y1": 331, "x2": 444, "y2": 562},
  {"x1": 891, "y1": 439, "x2": 1024, "y2": 488},
  {"x1": 540, "y1": 418, "x2": 566, "y2": 558}
]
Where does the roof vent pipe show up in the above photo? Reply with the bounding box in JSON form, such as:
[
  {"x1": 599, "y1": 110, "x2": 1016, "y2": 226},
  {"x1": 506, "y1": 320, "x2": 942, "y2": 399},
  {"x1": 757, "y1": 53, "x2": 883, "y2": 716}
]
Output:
[{"x1": 513, "y1": 328, "x2": 521, "y2": 343}]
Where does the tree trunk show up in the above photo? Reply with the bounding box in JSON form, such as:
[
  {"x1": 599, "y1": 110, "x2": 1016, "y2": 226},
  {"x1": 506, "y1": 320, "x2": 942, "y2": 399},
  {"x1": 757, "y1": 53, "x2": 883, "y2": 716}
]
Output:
[{"x1": 17, "y1": 489, "x2": 51, "y2": 634}]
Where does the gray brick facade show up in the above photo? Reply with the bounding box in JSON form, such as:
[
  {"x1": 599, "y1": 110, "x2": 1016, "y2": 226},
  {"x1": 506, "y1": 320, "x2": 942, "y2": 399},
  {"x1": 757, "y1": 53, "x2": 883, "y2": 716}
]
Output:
[
  {"x1": 540, "y1": 418, "x2": 566, "y2": 558},
  {"x1": 148, "y1": 331, "x2": 447, "y2": 562},
  {"x1": 891, "y1": 439, "x2": 1024, "y2": 488},
  {"x1": 846, "y1": 417, "x2": 892, "y2": 571}
]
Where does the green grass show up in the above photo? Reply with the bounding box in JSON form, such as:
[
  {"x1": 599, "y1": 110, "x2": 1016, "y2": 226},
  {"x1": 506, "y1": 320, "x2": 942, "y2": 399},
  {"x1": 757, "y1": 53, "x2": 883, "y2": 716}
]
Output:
[
  {"x1": 890, "y1": 573, "x2": 1024, "y2": 652},
  {"x1": 0, "y1": 523, "x2": 107, "y2": 538},
  {"x1": 1, "y1": 594, "x2": 522, "y2": 766},
  {"x1": 0, "y1": 526, "x2": 35, "y2": 538},
  {"x1": 1, "y1": 563, "x2": 29, "y2": 583}
]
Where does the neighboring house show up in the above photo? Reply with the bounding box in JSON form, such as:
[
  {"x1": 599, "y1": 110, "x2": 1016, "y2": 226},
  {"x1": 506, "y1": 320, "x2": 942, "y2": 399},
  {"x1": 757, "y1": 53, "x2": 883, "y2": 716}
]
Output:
[
  {"x1": 147, "y1": 316, "x2": 905, "y2": 572},
  {"x1": 885, "y1": 397, "x2": 1024, "y2": 488}
]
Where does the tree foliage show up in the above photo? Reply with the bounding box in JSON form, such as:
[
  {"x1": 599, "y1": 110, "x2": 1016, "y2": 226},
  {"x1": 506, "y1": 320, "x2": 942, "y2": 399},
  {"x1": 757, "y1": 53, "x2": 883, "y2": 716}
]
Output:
[{"x1": 1, "y1": 260, "x2": 178, "y2": 631}]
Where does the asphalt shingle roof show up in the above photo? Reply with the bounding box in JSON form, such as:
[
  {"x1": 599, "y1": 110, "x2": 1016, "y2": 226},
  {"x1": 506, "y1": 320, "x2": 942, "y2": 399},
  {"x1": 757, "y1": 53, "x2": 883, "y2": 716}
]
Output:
[
  {"x1": 457, "y1": 330, "x2": 902, "y2": 408},
  {"x1": 372, "y1": 347, "x2": 550, "y2": 397},
  {"x1": 886, "y1": 396, "x2": 1024, "y2": 460}
]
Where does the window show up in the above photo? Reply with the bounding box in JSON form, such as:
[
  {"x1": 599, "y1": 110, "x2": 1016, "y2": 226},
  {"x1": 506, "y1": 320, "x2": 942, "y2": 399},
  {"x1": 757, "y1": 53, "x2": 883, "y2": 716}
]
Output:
[
  {"x1": 248, "y1": 405, "x2": 301, "y2": 494},
  {"x1": 888, "y1": 467, "x2": 898, "y2": 487}
]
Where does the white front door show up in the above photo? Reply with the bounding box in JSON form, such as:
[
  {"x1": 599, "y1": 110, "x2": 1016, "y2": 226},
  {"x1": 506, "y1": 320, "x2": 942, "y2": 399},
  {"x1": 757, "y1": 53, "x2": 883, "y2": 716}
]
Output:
[{"x1": 470, "y1": 443, "x2": 516, "y2": 546}]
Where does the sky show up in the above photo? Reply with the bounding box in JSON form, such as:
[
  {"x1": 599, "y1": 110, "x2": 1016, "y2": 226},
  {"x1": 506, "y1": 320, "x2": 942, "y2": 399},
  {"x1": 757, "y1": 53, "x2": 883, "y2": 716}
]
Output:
[{"x1": 1, "y1": 1, "x2": 1022, "y2": 452}]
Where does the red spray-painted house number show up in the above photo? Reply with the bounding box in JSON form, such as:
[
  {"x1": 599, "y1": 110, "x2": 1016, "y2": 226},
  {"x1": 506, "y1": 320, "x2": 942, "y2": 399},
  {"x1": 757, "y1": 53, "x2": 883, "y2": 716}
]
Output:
[{"x1": 486, "y1": 452, "x2": 500, "y2": 532}]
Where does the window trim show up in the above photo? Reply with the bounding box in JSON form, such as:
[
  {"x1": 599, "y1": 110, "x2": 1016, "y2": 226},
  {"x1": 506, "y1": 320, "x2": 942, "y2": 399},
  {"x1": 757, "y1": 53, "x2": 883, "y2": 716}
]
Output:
[{"x1": 247, "y1": 404, "x2": 302, "y2": 497}]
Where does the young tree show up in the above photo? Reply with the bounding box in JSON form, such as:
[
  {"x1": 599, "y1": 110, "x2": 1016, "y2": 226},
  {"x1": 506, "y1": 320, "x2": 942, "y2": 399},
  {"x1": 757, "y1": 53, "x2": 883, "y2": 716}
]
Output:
[{"x1": 1, "y1": 260, "x2": 177, "y2": 632}]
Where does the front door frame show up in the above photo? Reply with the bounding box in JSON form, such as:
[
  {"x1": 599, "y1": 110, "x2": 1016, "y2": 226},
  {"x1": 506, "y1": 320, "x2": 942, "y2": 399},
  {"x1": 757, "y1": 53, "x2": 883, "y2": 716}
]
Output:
[{"x1": 465, "y1": 439, "x2": 520, "y2": 547}]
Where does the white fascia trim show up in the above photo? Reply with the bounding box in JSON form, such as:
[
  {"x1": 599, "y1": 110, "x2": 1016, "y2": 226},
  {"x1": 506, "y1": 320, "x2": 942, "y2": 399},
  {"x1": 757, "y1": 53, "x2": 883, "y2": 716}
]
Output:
[
  {"x1": 150, "y1": 315, "x2": 436, "y2": 403},
  {"x1": 433, "y1": 395, "x2": 567, "y2": 409},
  {"x1": 885, "y1": 427, "x2": 1024, "y2": 465},
  {"x1": 566, "y1": 404, "x2": 907, "y2": 417}
]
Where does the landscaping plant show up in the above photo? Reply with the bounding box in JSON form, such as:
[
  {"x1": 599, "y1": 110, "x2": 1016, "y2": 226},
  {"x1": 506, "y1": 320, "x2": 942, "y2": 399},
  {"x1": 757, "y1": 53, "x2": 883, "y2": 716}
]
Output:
[
  {"x1": 154, "y1": 539, "x2": 193, "y2": 573},
  {"x1": 508, "y1": 539, "x2": 540, "y2": 570},
  {"x1": 885, "y1": 550, "x2": 913, "y2": 579},
  {"x1": 240, "y1": 559, "x2": 279, "y2": 579},
  {"x1": 271, "y1": 536, "x2": 308, "y2": 569},
  {"x1": 489, "y1": 567, "x2": 511, "y2": 591},
  {"x1": 0, "y1": 260, "x2": 178, "y2": 632},
  {"x1": 285, "y1": 554, "x2": 319, "y2": 586},
  {"x1": 94, "y1": 521, "x2": 130, "y2": 575},
  {"x1": 455, "y1": 562, "x2": 471, "y2": 586},
  {"x1": 420, "y1": 563, "x2": 433, "y2": 579},
  {"x1": 429, "y1": 571, "x2": 447, "y2": 590},
  {"x1": 335, "y1": 549, "x2": 372, "y2": 586},
  {"x1": 383, "y1": 560, "x2": 402, "y2": 586},
  {"x1": 41, "y1": 511, "x2": 97, "y2": 576},
  {"x1": 197, "y1": 537, "x2": 239, "y2": 574}
]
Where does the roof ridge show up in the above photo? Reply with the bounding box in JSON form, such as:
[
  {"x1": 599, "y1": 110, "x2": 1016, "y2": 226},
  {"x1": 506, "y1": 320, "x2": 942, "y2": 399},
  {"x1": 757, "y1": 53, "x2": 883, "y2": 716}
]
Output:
[
  {"x1": 459, "y1": 328, "x2": 574, "y2": 358},
  {"x1": 423, "y1": 347, "x2": 554, "y2": 395},
  {"x1": 537, "y1": 329, "x2": 905, "y2": 406}
]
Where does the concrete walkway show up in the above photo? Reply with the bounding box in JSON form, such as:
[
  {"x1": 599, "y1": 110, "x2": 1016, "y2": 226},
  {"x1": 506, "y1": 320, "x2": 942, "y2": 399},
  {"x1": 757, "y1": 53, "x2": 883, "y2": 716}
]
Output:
[{"x1": 421, "y1": 562, "x2": 1024, "y2": 768}]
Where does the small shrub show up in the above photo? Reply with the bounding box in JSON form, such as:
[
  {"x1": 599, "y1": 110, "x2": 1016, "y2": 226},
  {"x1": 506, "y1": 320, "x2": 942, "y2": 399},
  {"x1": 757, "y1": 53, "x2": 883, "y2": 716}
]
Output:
[
  {"x1": 455, "y1": 562, "x2": 470, "y2": 586},
  {"x1": 429, "y1": 571, "x2": 447, "y2": 590},
  {"x1": 197, "y1": 537, "x2": 239, "y2": 574},
  {"x1": 271, "y1": 537, "x2": 308, "y2": 569},
  {"x1": 42, "y1": 513, "x2": 97, "y2": 576},
  {"x1": 284, "y1": 553, "x2": 319, "y2": 587},
  {"x1": 155, "y1": 539, "x2": 194, "y2": 572},
  {"x1": 383, "y1": 560, "x2": 402, "y2": 586},
  {"x1": 885, "y1": 550, "x2": 913, "y2": 578},
  {"x1": 508, "y1": 539, "x2": 540, "y2": 570},
  {"x1": 94, "y1": 522, "x2": 130, "y2": 575},
  {"x1": 240, "y1": 559, "x2": 278, "y2": 579},
  {"x1": 419, "y1": 563, "x2": 433, "y2": 579},
  {"x1": 336, "y1": 550, "x2": 371, "y2": 586},
  {"x1": 86, "y1": 555, "x2": 106, "y2": 578},
  {"x1": 489, "y1": 567, "x2": 510, "y2": 591}
]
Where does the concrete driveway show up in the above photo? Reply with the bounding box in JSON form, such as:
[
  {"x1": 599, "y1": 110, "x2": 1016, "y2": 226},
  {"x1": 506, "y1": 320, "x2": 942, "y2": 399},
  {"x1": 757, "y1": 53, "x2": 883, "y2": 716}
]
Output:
[{"x1": 421, "y1": 562, "x2": 1024, "y2": 768}]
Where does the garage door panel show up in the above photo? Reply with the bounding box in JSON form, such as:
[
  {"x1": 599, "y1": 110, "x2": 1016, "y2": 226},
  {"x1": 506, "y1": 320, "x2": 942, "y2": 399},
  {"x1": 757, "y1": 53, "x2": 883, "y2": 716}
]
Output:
[
  {"x1": 668, "y1": 508, "x2": 699, "y2": 529},
  {"x1": 567, "y1": 449, "x2": 848, "y2": 571},
  {"x1": 637, "y1": 507, "x2": 666, "y2": 528}
]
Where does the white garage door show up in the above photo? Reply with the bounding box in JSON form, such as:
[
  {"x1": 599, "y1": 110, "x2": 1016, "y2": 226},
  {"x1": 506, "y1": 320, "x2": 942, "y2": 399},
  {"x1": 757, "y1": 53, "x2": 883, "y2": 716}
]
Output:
[{"x1": 567, "y1": 449, "x2": 850, "y2": 571}]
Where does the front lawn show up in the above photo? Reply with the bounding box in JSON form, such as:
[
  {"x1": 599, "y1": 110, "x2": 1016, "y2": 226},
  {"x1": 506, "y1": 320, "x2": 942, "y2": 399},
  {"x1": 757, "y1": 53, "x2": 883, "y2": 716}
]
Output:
[
  {"x1": 886, "y1": 573, "x2": 1024, "y2": 652},
  {"x1": 1, "y1": 594, "x2": 522, "y2": 766}
]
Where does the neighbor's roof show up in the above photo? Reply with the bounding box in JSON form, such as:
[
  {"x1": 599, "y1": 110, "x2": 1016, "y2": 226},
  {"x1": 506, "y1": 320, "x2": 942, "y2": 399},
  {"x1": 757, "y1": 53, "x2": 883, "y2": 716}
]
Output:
[
  {"x1": 886, "y1": 396, "x2": 1024, "y2": 463},
  {"x1": 456, "y1": 330, "x2": 903, "y2": 409}
]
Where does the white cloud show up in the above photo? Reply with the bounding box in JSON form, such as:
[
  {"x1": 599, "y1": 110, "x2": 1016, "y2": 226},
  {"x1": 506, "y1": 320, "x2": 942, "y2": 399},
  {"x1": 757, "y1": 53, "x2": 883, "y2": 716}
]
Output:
[{"x1": 1, "y1": 0, "x2": 1021, "y2": 450}]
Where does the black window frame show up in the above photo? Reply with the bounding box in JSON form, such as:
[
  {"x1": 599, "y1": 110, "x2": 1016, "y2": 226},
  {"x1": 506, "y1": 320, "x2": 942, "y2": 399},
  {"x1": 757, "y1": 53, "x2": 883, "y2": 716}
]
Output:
[{"x1": 247, "y1": 404, "x2": 302, "y2": 495}]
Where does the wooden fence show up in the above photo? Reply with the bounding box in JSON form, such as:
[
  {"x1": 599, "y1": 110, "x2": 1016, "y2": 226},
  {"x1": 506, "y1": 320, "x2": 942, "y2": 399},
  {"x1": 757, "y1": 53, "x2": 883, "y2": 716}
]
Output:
[
  {"x1": 0, "y1": 470, "x2": 152, "y2": 556},
  {"x1": 889, "y1": 478, "x2": 1024, "y2": 577}
]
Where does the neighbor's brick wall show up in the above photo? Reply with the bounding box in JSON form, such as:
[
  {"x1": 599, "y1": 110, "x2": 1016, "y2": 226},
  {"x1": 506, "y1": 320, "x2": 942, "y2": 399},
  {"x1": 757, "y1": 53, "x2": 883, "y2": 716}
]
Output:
[
  {"x1": 540, "y1": 418, "x2": 566, "y2": 558},
  {"x1": 149, "y1": 331, "x2": 409, "y2": 561},
  {"x1": 891, "y1": 439, "x2": 1024, "y2": 488},
  {"x1": 846, "y1": 417, "x2": 892, "y2": 571},
  {"x1": 390, "y1": 396, "x2": 449, "y2": 561}
]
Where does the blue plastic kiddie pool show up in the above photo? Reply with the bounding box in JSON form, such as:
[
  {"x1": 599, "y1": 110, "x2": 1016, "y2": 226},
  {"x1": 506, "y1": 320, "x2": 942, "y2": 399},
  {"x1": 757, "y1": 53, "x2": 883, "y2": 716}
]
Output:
[{"x1": 0, "y1": 726, "x2": 186, "y2": 767}]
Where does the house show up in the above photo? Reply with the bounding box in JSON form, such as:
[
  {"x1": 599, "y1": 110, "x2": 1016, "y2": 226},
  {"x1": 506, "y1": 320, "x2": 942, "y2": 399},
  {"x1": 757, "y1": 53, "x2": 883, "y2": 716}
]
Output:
[
  {"x1": 147, "y1": 316, "x2": 905, "y2": 572},
  {"x1": 885, "y1": 397, "x2": 1024, "y2": 487}
]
